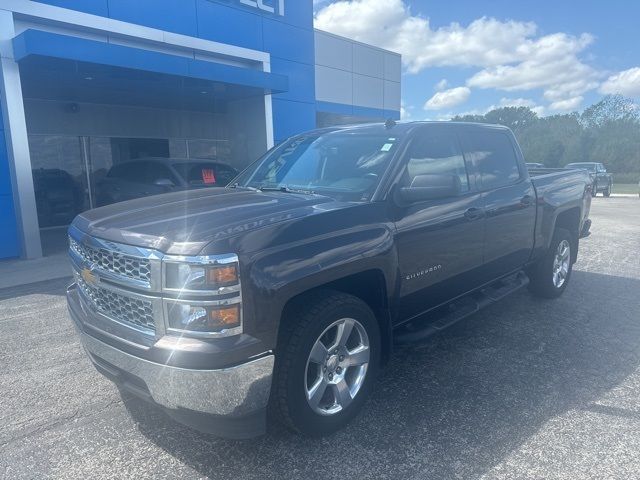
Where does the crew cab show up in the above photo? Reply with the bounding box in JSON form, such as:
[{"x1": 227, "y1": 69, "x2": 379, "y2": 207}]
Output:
[
  {"x1": 566, "y1": 162, "x2": 613, "y2": 197},
  {"x1": 67, "y1": 122, "x2": 592, "y2": 439}
]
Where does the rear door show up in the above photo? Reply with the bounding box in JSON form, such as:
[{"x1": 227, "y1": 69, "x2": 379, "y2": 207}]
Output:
[
  {"x1": 393, "y1": 126, "x2": 486, "y2": 321},
  {"x1": 459, "y1": 126, "x2": 536, "y2": 281}
]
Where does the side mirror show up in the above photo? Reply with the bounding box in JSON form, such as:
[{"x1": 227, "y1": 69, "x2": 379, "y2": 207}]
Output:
[
  {"x1": 394, "y1": 174, "x2": 461, "y2": 206},
  {"x1": 154, "y1": 178, "x2": 175, "y2": 188}
]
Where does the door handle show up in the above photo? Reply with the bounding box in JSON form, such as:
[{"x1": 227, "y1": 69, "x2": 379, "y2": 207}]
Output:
[
  {"x1": 520, "y1": 195, "x2": 534, "y2": 207},
  {"x1": 464, "y1": 207, "x2": 484, "y2": 221}
]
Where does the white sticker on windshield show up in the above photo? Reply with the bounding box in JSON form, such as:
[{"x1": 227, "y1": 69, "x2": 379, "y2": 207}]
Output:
[{"x1": 381, "y1": 143, "x2": 394, "y2": 152}]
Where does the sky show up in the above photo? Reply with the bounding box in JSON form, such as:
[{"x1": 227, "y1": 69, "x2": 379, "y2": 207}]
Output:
[{"x1": 313, "y1": 0, "x2": 640, "y2": 120}]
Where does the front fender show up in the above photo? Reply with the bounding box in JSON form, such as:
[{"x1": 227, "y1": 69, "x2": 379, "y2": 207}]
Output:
[{"x1": 247, "y1": 224, "x2": 398, "y2": 348}]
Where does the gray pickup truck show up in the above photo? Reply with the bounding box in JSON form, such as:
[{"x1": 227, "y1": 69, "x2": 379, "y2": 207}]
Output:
[{"x1": 67, "y1": 121, "x2": 592, "y2": 438}]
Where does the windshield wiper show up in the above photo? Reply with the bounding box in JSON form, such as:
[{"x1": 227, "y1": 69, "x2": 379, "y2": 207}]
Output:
[
  {"x1": 229, "y1": 183, "x2": 261, "y2": 192},
  {"x1": 258, "y1": 185, "x2": 316, "y2": 195}
]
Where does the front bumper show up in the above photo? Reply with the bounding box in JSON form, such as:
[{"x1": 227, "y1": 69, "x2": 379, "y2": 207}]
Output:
[{"x1": 67, "y1": 286, "x2": 274, "y2": 438}]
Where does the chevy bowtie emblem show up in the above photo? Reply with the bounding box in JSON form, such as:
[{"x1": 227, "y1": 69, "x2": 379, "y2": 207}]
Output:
[{"x1": 81, "y1": 266, "x2": 100, "y2": 286}]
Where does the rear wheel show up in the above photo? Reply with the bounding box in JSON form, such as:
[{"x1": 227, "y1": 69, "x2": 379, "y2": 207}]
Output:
[
  {"x1": 272, "y1": 291, "x2": 380, "y2": 436},
  {"x1": 528, "y1": 228, "x2": 573, "y2": 299}
]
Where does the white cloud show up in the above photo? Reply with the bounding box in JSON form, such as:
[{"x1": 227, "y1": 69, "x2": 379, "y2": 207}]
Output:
[
  {"x1": 400, "y1": 100, "x2": 412, "y2": 120},
  {"x1": 315, "y1": 0, "x2": 540, "y2": 73},
  {"x1": 496, "y1": 97, "x2": 545, "y2": 115},
  {"x1": 314, "y1": 0, "x2": 600, "y2": 108},
  {"x1": 549, "y1": 96, "x2": 584, "y2": 112},
  {"x1": 600, "y1": 67, "x2": 640, "y2": 98},
  {"x1": 424, "y1": 86, "x2": 471, "y2": 110},
  {"x1": 434, "y1": 79, "x2": 449, "y2": 91},
  {"x1": 467, "y1": 33, "x2": 599, "y2": 106}
]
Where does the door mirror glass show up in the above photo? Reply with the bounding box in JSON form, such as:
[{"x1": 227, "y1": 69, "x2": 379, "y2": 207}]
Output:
[{"x1": 394, "y1": 174, "x2": 461, "y2": 205}]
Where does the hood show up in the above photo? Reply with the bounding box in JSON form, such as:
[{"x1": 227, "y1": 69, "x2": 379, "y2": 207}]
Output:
[{"x1": 72, "y1": 188, "x2": 337, "y2": 255}]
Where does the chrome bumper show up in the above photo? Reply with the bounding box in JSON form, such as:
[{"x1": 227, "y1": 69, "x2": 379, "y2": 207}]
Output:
[
  {"x1": 68, "y1": 288, "x2": 274, "y2": 419},
  {"x1": 79, "y1": 332, "x2": 274, "y2": 417}
]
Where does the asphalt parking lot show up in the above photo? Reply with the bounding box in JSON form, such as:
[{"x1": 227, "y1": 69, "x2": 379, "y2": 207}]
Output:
[{"x1": 1, "y1": 197, "x2": 639, "y2": 480}]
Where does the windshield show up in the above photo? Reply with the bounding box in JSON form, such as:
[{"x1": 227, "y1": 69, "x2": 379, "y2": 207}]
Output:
[
  {"x1": 567, "y1": 163, "x2": 596, "y2": 172},
  {"x1": 233, "y1": 131, "x2": 402, "y2": 201}
]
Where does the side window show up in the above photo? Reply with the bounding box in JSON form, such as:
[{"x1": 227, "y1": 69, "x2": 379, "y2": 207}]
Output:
[
  {"x1": 401, "y1": 129, "x2": 469, "y2": 192},
  {"x1": 142, "y1": 163, "x2": 177, "y2": 185},
  {"x1": 461, "y1": 130, "x2": 521, "y2": 189},
  {"x1": 108, "y1": 162, "x2": 145, "y2": 182}
]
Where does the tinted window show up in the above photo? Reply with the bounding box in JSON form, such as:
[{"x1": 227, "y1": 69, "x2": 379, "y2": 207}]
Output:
[
  {"x1": 108, "y1": 162, "x2": 146, "y2": 182},
  {"x1": 401, "y1": 129, "x2": 469, "y2": 192},
  {"x1": 462, "y1": 130, "x2": 520, "y2": 189},
  {"x1": 143, "y1": 163, "x2": 177, "y2": 185},
  {"x1": 108, "y1": 161, "x2": 177, "y2": 185},
  {"x1": 173, "y1": 163, "x2": 238, "y2": 186}
]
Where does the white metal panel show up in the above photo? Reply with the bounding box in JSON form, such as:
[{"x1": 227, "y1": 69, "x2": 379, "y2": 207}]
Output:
[
  {"x1": 314, "y1": 30, "x2": 352, "y2": 71},
  {"x1": 384, "y1": 80, "x2": 401, "y2": 111},
  {"x1": 384, "y1": 52, "x2": 402, "y2": 83},
  {"x1": 353, "y1": 73, "x2": 384, "y2": 109},
  {"x1": 353, "y1": 43, "x2": 384, "y2": 78},
  {"x1": 315, "y1": 65, "x2": 353, "y2": 105}
]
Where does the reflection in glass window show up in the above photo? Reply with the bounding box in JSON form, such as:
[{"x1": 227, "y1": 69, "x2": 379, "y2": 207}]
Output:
[
  {"x1": 462, "y1": 130, "x2": 520, "y2": 189},
  {"x1": 403, "y1": 130, "x2": 469, "y2": 192}
]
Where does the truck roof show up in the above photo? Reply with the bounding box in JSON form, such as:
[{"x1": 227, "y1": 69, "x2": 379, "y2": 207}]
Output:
[{"x1": 313, "y1": 121, "x2": 512, "y2": 137}]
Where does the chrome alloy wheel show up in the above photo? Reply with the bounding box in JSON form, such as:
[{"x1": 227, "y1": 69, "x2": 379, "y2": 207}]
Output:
[
  {"x1": 304, "y1": 318, "x2": 370, "y2": 416},
  {"x1": 552, "y1": 239, "x2": 571, "y2": 288}
]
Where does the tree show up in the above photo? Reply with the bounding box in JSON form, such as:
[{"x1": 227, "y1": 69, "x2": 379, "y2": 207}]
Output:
[{"x1": 450, "y1": 97, "x2": 640, "y2": 178}]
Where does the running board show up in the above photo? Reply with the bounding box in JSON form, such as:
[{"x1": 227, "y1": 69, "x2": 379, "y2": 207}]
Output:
[{"x1": 394, "y1": 271, "x2": 529, "y2": 344}]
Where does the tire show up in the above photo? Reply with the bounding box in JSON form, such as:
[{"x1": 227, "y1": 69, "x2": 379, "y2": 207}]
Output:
[
  {"x1": 604, "y1": 182, "x2": 612, "y2": 197},
  {"x1": 272, "y1": 290, "x2": 381, "y2": 436},
  {"x1": 591, "y1": 181, "x2": 598, "y2": 197},
  {"x1": 528, "y1": 228, "x2": 574, "y2": 299}
]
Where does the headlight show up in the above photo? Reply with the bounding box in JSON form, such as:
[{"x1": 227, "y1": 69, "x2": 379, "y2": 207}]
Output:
[
  {"x1": 165, "y1": 301, "x2": 241, "y2": 336},
  {"x1": 163, "y1": 256, "x2": 239, "y2": 293},
  {"x1": 162, "y1": 254, "x2": 242, "y2": 337}
]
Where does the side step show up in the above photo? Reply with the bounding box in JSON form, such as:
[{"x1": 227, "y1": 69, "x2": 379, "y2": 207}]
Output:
[{"x1": 394, "y1": 271, "x2": 529, "y2": 344}]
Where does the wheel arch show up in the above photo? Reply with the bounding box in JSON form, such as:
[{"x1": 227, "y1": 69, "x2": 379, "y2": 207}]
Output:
[{"x1": 277, "y1": 269, "x2": 394, "y2": 366}]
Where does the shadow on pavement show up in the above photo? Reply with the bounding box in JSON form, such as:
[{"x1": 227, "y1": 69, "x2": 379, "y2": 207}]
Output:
[
  {"x1": 0, "y1": 276, "x2": 71, "y2": 301},
  {"x1": 101, "y1": 270, "x2": 640, "y2": 478}
]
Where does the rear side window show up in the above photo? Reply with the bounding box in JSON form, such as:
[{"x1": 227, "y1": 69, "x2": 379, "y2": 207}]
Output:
[
  {"x1": 461, "y1": 130, "x2": 521, "y2": 189},
  {"x1": 402, "y1": 129, "x2": 469, "y2": 192}
]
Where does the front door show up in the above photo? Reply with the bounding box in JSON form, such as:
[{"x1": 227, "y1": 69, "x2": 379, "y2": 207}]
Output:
[{"x1": 393, "y1": 126, "x2": 486, "y2": 322}]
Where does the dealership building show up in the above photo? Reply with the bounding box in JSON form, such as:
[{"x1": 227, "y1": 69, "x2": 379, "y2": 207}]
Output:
[{"x1": 0, "y1": 0, "x2": 401, "y2": 260}]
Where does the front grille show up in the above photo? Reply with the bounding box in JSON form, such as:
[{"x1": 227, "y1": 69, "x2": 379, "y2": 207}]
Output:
[
  {"x1": 70, "y1": 237, "x2": 151, "y2": 284},
  {"x1": 77, "y1": 278, "x2": 156, "y2": 332}
]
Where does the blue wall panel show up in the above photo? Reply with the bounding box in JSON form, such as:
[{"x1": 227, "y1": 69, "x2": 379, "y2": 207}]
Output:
[
  {"x1": 196, "y1": 0, "x2": 264, "y2": 51},
  {"x1": 35, "y1": 0, "x2": 109, "y2": 16},
  {"x1": 0, "y1": 99, "x2": 20, "y2": 259},
  {"x1": 271, "y1": 99, "x2": 316, "y2": 143},
  {"x1": 0, "y1": 134, "x2": 12, "y2": 196},
  {"x1": 262, "y1": 19, "x2": 314, "y2": 65},
  {"x1": 270, "y1": 58, "x2": 314, "y2": 104},
  {"x1": 108, "y1": 0, "x2": 198, "y2": 36}
]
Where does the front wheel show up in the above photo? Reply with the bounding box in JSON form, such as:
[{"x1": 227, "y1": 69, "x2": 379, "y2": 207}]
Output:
[
  {"x1": 272, "y1": 291, "x2": 380, "y2": 436},
  {"x1": 528, "y1": 228, "x2": 574, "y2": 299},
  {"x1": 591, "y1": 181, "x2": 598, "y2": 197},
  {"x1": 604, "y1": 182, "x2": 612, "y2": 197}
]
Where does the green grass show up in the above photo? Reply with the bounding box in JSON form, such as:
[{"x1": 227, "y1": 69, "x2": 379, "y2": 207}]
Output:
[{"x1": 612, "y1": 183, "x2": 638, "y2": 195}]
